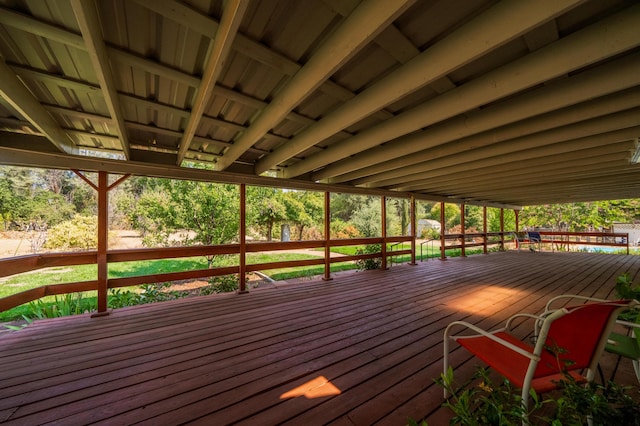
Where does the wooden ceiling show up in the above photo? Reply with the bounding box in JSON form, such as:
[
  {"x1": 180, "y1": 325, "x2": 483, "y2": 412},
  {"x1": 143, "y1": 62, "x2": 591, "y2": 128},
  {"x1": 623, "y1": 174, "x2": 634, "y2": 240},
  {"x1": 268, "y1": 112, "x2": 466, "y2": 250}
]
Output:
[{"x1": 0, "y1": 0, "x2": 639, "y2": 207}]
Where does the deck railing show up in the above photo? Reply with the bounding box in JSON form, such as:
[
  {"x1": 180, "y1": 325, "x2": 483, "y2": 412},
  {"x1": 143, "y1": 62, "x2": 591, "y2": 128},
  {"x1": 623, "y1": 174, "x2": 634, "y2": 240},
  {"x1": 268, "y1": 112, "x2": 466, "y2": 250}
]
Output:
[
  {"x1": 514, "y1": 231, "x2": 630, "y2": 254},
  {"x1": 1, "y1": 230, "x2": 631, "y2": 314},
  {"x1": 0, "y1": 236, "x2": 413, "y2": 313}
]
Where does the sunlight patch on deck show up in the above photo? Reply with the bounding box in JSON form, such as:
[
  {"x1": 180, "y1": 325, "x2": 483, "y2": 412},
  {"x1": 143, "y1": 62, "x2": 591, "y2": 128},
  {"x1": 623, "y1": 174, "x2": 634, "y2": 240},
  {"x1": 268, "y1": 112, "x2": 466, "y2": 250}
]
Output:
[
  {"x1": 446, "y1": 286, "x2": 528, "y2": 314},
  {"x1": 280, "y1": 376, "x2": 342, "y2": 399}
]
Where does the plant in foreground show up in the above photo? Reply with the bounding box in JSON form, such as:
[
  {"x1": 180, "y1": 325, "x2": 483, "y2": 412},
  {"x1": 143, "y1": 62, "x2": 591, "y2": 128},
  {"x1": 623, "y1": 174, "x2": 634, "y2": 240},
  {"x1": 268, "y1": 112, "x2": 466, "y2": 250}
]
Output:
[{"x1": 430, "y1": 367, "x2": 640, "y2": 426}]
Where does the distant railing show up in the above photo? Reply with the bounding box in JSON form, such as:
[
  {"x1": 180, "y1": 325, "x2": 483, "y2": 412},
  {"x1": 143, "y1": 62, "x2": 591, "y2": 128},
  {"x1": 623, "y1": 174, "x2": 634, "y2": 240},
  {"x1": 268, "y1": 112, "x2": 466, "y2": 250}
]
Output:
[
  {"x1": 440, "y1": 232, "x2": 512, "y2": 258},
  {"x1": 513, "y1": 231, "x2": 630, "y2": 254},
  {"x1": 0, "y1": 235, "x2": 413, "y2": 313}
]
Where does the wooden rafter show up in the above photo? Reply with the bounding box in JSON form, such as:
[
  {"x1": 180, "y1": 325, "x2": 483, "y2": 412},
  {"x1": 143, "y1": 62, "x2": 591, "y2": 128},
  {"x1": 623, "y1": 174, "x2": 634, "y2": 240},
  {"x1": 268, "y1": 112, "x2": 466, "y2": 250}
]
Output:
[
  {"x1": 0, "y1": 59, "x2": 76, "y2": 154},
  {"x1": 70, "y1": 0, "x2": 131, "y2": 159}
]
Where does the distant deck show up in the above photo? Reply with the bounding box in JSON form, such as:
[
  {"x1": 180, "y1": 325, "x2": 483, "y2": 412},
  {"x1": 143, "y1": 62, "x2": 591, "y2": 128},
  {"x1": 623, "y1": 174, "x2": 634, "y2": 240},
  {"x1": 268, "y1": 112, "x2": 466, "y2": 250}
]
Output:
[{"x1": 1, "y1": 252, "x2": 639, "y2": 425}]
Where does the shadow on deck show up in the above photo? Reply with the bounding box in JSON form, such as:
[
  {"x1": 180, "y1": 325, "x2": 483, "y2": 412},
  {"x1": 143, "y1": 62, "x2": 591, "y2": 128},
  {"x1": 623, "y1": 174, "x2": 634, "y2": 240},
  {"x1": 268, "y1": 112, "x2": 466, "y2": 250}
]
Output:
[{"x1": 1, "y1": 252, "x2": 639, "y2": 425}]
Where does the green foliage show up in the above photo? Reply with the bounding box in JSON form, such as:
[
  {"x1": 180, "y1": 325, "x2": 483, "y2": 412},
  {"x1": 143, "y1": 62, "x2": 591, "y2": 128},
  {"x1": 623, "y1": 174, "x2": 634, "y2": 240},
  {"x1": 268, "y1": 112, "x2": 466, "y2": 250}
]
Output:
[
  {"x1": 614, "y1": 273, "x2": 640, "y2": 322},
  {"x1": 438, "y1": 366, "x2": 640, "y2": 426},
  {"x1": 108, "y1": 288, "x2": 142, "y2": 309},
  {"x1": 355, "y1": 244, "x2": 382, "y2": 270},
  {"x1": 108, "y1": 283, "x2": 187, "y2": 308},
  {"x1": 550, "y1": 375, "x2": 640, "y2": 426},
  {"x1": 615, "y1": 273, "x2": 640, "y2": 300},
  {"x1": 351, "y1": 198, "x2": 381, "y2": 237},
  {"x1": 44, "y1": 215, "x2": 98, "y2": 250},
  {"x1": 202, "y1": 274, "x2": 239, "y2": 294},
  {"x1": 330, "y1": 219, "x2": 360, "y2": 239},
  {"x1": 24, "y1": 293, "x2": 95, "y2": 319},
  {"x1": 429, "y1": 203, "x2": 461, "y2": 232},
  {"x1": 247, "y1": 186, "x2": 287, "y2": 241},
  {"x1": 387, "y1": 197, "x2": 410, "y2": 236},
  {"x1": 519, "y1": 200, "x2": 640, "y2": 231},
  {"x1": 282, "y1": 190, "x2": 323, "y2": 240},
  {"x1": 439, "y1": 367, "x2": 536, "y2": 426}
]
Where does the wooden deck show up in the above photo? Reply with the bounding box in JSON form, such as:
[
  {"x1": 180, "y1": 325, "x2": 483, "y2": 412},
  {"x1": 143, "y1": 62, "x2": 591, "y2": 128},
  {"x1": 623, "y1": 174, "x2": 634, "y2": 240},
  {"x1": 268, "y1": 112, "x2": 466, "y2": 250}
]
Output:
[{"x1": 1, "y1": 251, "x2": 639, "y2": 425}]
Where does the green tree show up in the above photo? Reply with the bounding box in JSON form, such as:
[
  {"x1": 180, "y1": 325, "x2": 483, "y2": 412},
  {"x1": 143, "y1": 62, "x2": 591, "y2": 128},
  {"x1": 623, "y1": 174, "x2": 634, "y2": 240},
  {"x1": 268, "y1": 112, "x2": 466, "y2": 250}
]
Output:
[
  {"x1": 283, "y1": 190, "x2": 323, "y2": 240},
  {"x1": 330, "y1": 193, "x2": 367, "y2": 222},
  {"x1": 429, "y1": 203, "x2": 460, "y2": 233},
  {"x1": 119, "y1": 178, "x2": 239, "y2": 267},
  {"x1": 351, "y1": 198, "x2": 381, "y2": 237},
  {"x1": 387, "y1": 197, "x2": 409, "y2": 236},
  {"x1": 247, "y1": 186, "x2": 286, "y2": 241}
]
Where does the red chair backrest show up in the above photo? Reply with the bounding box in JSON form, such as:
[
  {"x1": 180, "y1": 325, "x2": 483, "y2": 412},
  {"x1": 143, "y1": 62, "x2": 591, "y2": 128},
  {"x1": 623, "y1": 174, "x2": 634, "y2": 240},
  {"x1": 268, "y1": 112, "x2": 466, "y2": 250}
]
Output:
[{"x1": 534, "y1": 301, "x2": 625, "y2": 377}]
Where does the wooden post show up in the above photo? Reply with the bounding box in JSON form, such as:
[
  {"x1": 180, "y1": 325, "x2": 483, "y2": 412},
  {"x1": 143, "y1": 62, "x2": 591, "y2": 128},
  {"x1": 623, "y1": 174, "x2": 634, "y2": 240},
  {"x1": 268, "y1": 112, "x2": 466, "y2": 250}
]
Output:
[
  {"x1": 483, "y1": 206, "x2": 488, "y2": 254},
  {"x1": 410, "y1": 195, "x2": 416, "y2": 265},
  {"x1": 514, "y1": 209, "x2": 520, "y2": 250},
  {"x1": 94, "y1": 171, "x2": 109, "y2": 315},
  {"x1": 239, "y1": 184, "x2": 248, "y2": 293},
  {"x1": 323, "y1": 191, "x2": 332, "y2": 281},
  {"x1": 500, "y1": 208, "x2": 505, "y2": 250},
  {"x1": 381, "y1": 196, "x2": 387, "y2": 270},
  {"x1": 460, "y1": 202, "x2": 466, "y2": 257},
  {"x1": 440, "y1": 201, "x2": 446, "y2": 260}
]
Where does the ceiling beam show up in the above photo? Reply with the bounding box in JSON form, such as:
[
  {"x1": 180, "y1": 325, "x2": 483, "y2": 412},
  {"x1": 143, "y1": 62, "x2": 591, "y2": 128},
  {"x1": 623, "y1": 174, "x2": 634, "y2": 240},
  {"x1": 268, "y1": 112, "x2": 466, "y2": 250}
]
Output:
[
  {"x1": 410, "y1": 159, "x2": 635, "y2": 195},
  {"x1": 457, "y1": 170, "x2": 640, "y2": 200},
  {"x1": 401, "y1": 147, "x2": 632, "y2": 190},
  {"x1": 0, "y1": 58, "x2": 76, "y2": 154},
  {"x1": 379, "y1": 125, "x2": 640, "y2": 190},
  {"x1": 257, "y1": 0, "x2": 583, "y2": 175},
  {"x1": 293, "y1": 3, "x2": 640, "y2": 180},
  {"x1": 176, "y1": 0, "x2": 248, "y2": 165},
  {"x1": 323, "y1": 53, "x2": 640, "y2": 184},
  {"x1": 0, "y1": 6, "x2": 85, "y2": 49},
  {"x1": 70, "y1": 0, "x2": 131, "y2": 159},
  {"x1": 214, "y1": 0, "x2": 416, "y2": 171}
]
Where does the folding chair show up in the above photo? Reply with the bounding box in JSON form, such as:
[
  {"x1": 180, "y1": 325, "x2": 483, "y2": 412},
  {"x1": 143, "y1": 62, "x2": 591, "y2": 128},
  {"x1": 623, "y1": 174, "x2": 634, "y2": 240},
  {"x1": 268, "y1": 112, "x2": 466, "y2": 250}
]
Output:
[
  {"x1": 545, "y1": 295, "x2": 640, "y2": 383},
  {"x1": 443, "y1": 297, "x2": 637, "y2": 417},
  {"x1": 526, "y1": 231, "x2": 542, "y2": 252}
]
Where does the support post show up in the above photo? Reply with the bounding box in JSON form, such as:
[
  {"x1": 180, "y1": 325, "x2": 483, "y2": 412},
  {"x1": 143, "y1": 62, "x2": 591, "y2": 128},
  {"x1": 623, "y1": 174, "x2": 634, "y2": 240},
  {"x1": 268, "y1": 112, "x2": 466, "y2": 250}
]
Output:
[
  {"x1": 323, "y1": 191, "x2": 332, "y2": 281},
  {"x1": 381, "y1": 196, "x2": 387, "y2": 270},
  {"x1": 483, "y1": 206, "x2": 488, "y2": 254},
  {"x1": 410, "y1": 195, "x2": 416, "y2": 265},
  {"x1": 500, "y1": 208, "x2": 505, "y2": 250},
  {"x1": 460, "y1": 202, "x2": 466, "y2": 257},
  {"x1": 440, "y1": 201, "x2": 446, "y2": 260},
  {"x1": 94, "y1": 171, "x2": 109, "y2": 315},
  {"x1": 239, "y1": 184, "x2": 248, "y2": 293},
  {"x1": 515, "y1": 209, "x2": 520, "y2": 250}
]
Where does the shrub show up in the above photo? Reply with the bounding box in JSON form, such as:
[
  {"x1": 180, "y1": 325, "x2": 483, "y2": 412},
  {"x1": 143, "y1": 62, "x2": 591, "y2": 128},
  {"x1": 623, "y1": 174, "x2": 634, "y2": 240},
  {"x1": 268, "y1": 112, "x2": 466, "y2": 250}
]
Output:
[
  {"x1": 44, "y1": 215, "x2": 98, "y2": 250},
  {"x1": 355, "y1": 244, "x2": 382, "y2": 270},
  {"x1": 202, "y1": 274, "x2": 239, "y2": 294}
]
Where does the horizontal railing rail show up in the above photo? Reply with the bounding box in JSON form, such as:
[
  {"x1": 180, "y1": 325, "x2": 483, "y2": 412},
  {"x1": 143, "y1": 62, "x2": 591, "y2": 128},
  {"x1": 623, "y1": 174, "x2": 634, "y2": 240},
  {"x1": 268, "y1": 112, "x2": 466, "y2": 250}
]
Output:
[{"x1": 0, "y1": 236, "x2": 414, "y2": 313}]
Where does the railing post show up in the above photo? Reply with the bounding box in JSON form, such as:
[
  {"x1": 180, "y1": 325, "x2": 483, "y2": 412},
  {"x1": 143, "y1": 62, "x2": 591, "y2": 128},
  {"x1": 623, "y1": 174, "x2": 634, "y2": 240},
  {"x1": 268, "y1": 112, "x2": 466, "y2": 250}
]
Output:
[
  {"x1": 410, "y1": 195, "x2": 417, "y2": 265},
  {"x1": 514, "y1": 209, "x2": 520, "y2": 251},
  {"x1": 460, "y1": 202, "x2": 466, "y2": 257},
  {"x1": 323, "y1": 191, "x2": 332, "y2": 281},
  {"x1": 483, "y1": 206, "x2": 488, "y2": 254},
  {"x1": 239, "y1": 183, "x2": 248, "y2": 293},
  {"x1": 500, "y1": 208, "x2": 505, "y2": 250},
  {"x1": 94, "y1": 171, "x2": 109, "y2": 316},
  {"x1": 440, "y1": 201, "x2": 446, "y2": 260},
  {"x1": 381, "y1": 196, "x2": 387, "y2": 270}
]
